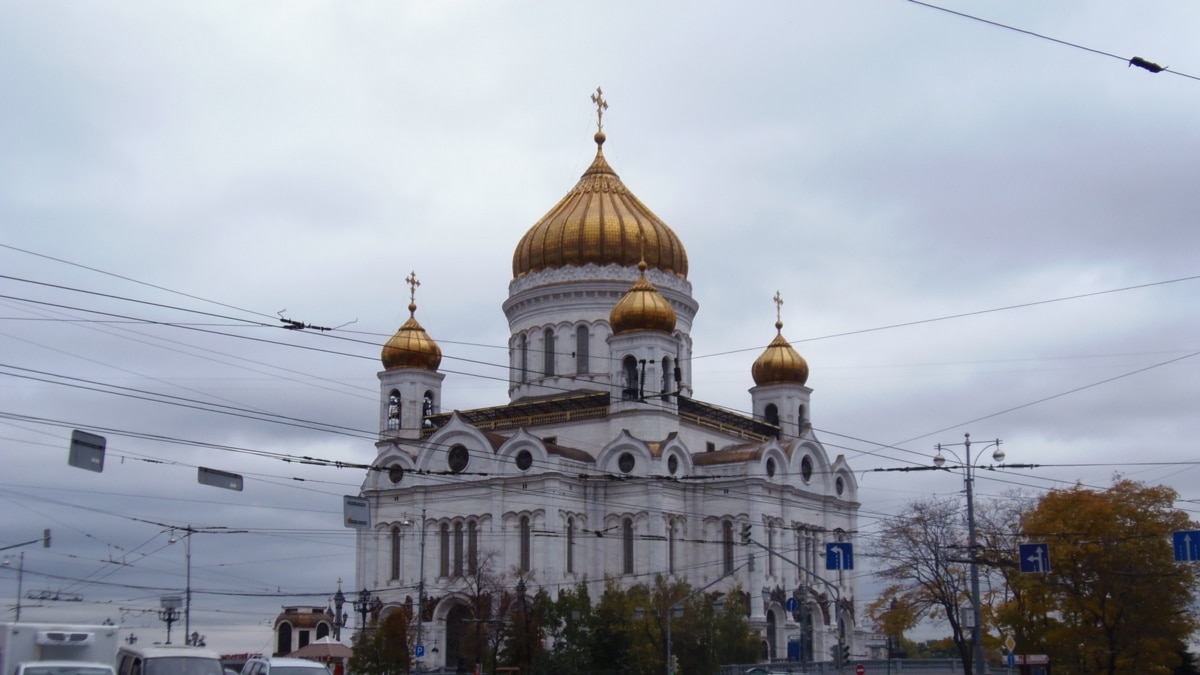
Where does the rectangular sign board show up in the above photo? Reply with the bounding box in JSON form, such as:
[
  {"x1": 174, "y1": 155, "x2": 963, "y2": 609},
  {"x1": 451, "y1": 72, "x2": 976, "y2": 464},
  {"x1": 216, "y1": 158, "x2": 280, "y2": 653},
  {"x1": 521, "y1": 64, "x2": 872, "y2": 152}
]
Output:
[
  {"x1": 68, "y1": 430, "x2": 107, "y2": 472},
  {"x1": 198, "y1": 467, "x2": 244, "y2": 491},
  {"x1": 826, "y1": 542, "x2": 853, "y2": 570},
  {"x1": 1174, "y1": 531, "x2": 1200, "y2": 562},
  {"x1": 1019, "y1": 543, "x2": 1050, "y2": 573},
  {"x1": 344, "y1": 495, "x2": 370, "y2": 529}
]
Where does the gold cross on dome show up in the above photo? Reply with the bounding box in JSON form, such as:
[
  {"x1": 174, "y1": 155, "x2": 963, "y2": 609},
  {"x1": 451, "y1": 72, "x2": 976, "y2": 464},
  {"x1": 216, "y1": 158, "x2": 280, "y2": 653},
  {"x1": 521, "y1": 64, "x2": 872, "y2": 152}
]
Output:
[
  {"x1": 773, "y1": 291, "x2": 784, "y2": 323},
  {"x1": 591, "y1": 87, "x2": 608, "y2": 132},
  {"x1": 406, "y1": 271, "x2": 421, "y2": 304}
]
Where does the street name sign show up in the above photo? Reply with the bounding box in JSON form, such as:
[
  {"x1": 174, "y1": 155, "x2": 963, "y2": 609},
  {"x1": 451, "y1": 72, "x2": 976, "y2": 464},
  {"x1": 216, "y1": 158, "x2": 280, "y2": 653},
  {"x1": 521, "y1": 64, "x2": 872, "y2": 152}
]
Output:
[
  {"x1": 344, "y1": 495, "x2": 370, "y2": 529},
  {"x1": 68, "y1": 430, "x2": 106, "y2": 472}
]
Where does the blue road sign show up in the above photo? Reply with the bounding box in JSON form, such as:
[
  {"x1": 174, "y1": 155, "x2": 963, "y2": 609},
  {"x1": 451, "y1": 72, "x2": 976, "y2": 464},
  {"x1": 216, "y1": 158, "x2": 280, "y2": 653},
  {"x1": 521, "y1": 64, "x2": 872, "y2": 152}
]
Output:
[
  {"x1": 415, "y1": 645, "x2": 425, "y2": 658},
  {"x1": 1019, "y1": 543, "x2": 1050, "y2": 573},
  {"x1": 785, "y1": 597, "x2": 799, "y2": 613},
  {"x1": 826, "y1": 542, "x2": 853, "y2": 570},
  {"x1": 1174, "y1": 531, "x2": 1200, "y2": 562}
]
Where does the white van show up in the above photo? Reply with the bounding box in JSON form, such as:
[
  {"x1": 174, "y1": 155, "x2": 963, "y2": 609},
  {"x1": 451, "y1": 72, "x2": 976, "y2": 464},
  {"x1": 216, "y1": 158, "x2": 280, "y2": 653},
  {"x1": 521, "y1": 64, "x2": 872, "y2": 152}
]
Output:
[{"x1": 115, "y1": 646, "x2": 223, "y2": 675}]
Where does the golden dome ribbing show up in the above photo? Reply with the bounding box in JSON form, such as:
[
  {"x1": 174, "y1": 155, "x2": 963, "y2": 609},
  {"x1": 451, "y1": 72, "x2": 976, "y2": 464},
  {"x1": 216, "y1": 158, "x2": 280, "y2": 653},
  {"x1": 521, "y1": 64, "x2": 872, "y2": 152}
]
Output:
[
  {"x1": 610, "y1": 260, "x2": 677, "y2": 334},
  {"x1": 381, "y1": 301, "x2": 442, "y2": 371},
  {"x1": 512, "y1": 131, "x2": 688, "y2": 279},
  {"x1": 751, "y1": 319, "x2": 809, "y2": 386}
]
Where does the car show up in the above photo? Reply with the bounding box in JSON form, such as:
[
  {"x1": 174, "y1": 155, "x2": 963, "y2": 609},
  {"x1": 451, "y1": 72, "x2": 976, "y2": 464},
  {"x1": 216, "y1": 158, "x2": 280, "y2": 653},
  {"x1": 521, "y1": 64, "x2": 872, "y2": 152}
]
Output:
[
  {"x1": 239, "y1": 657, "x2": 329, "y2": 675},
  {"x1": 116, "y1": 645, "x2": 225, "y2": 675}
]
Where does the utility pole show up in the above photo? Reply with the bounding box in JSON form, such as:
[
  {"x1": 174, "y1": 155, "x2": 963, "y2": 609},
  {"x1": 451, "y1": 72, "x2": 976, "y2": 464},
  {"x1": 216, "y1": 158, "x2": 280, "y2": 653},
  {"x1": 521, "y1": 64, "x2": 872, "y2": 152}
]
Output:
[{"x1": 414, "y1": 509, "x2": 427, "y2": 671}]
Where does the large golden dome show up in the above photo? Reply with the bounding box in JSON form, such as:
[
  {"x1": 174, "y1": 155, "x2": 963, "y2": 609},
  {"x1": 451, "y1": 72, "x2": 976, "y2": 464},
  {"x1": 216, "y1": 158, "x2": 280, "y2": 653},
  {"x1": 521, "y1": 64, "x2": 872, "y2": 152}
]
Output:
[
  {"x1": 512, "y1": 131, "x2": 688, "y2": 279},
  {"x1": 751, "y1": 320, "x2": 809, "y2": 386},
  {"x1": 381, "y1": 302, "x2": 442, "y2": 371},
  {"x1": 610, "y1": 261, "x2": 677, "y2": 334}
]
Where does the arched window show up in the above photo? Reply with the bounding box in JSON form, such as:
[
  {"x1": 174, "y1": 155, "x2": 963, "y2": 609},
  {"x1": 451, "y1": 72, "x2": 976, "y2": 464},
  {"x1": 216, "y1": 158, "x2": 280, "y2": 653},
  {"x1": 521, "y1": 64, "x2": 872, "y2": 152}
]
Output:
[
  {"x1": 423, "y1": 391, "x2": 435, "y2": 428},
  {"x1": 519, "y1": 334, "x2": 528, "y2": 382},
  {"x1": 467, "y1": 520, "x2": 478, "y2": 574},
  {"x1": 576, "y1": 326, "x2": 589, "y2": 374},
  {"x1": 390, "y1": 526, "x2": 401, "y2": 580},
  {"x1": 723, "y1": 521, "x2": 735, "y2": 574},
  {"x1": 519, "y1": 515, "x2": 531, "y2": 573},
  {"x1": 316, "y1": 623, "x2": 330, "y2": 640},
  {"x1": 668, "y1": 518, "x2": 677, "y2": 574},
  {"x1": 767, "y1": 523, "x2": 776, "y2": 576},
  {"x1": 543, "y1": 329, "x2": 555, "y2": 376},
  {"x1": 453, "y1": 521, "x2": 464, "y2": 578},
  {"x1": 798, "y1": 403, "x2": 808, "y2": 428},
  {"x1": 277, "y1": 623, "x2": 293, "y2": 656},
  {"x1": 566, "y1": 517, "x2": 576, "y2": 574},
  {"x1": 764, "y1": 403, "x2": 780, "y2": 432},
  {"x1": 622, "y1": 355, "x2": 639, "y2": 400},
  {"x1": 386, "y1": 391, "x2": 401, "y2": 430},
  {"x1": 622, "y1": 518, "x2": 635, "y2": 575},
  {"x1": 661, "y1": 356, "x2": 672, "y2": 395},
  {"x1": 439, "y1": 523, "x2": 450, "y2": 578}
]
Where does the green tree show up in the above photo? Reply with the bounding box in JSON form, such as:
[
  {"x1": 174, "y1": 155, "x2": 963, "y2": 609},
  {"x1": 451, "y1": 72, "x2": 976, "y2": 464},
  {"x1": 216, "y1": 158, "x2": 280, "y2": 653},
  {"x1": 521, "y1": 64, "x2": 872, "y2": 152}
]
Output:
[
  {"x1": 1004, "y1": 479, "x2": 1198, "y2": 675},
  {"x1": 528, "y1": 583, "x2": 595, "y2": 675}
]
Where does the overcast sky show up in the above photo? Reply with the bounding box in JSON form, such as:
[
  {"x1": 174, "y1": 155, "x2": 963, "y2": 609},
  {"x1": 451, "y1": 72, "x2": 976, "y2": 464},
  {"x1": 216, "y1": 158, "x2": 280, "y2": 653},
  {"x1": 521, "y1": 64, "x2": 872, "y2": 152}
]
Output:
[{"x1": 2, "y1": 0, "x2": 1198, "y2": 654}]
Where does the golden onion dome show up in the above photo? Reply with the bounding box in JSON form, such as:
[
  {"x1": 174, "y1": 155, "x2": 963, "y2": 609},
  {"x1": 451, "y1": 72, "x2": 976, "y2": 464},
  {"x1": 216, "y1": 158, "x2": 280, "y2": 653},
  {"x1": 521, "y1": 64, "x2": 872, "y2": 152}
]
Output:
[
  {"x1": 610, "y1": 260, "x2": 677, "y2": 334},
  {"x1": 512, "y1": 131, "x2": 689, "y2": 280},
  {"x1": 751, "y1": 319, "x2": 809, "y2": 386},
  {"x1": 381, "y1": 301, "x2": 442, "y2": 371}
]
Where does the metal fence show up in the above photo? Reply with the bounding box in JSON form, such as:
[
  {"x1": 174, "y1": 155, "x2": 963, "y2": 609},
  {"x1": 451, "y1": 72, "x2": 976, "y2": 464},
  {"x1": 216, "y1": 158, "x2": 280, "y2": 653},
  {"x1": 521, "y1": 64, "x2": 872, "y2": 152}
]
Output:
[{"x1": 721, "y1": 659, "x2": 964, "y2": 675}]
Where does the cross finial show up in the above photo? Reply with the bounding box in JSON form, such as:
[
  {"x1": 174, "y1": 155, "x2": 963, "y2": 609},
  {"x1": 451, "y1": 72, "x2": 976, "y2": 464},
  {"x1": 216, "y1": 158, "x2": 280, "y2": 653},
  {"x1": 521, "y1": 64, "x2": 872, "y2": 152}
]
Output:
[
  {"x1": 405, "y1": 271, "x2": 421, "y2": 315},
  {"x1": 773, "y1": 291, "x2": 784, "y2": 331},
  {"x1": 590, "y1": 87, "x2": 608, "y2": 133}
]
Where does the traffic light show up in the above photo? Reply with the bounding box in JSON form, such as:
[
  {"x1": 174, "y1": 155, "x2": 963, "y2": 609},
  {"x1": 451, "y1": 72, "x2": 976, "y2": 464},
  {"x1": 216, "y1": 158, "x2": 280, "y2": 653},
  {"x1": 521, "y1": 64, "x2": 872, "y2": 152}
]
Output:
[
  {"x1": 840, "y1": 644, "x2": 850, "y2": 665},
  {"x1": 670, "y1": 654, "x2": 679, "y2": 675},
  {"x1": 741, "y1": 522, "x2": 752, "y2": 544}
]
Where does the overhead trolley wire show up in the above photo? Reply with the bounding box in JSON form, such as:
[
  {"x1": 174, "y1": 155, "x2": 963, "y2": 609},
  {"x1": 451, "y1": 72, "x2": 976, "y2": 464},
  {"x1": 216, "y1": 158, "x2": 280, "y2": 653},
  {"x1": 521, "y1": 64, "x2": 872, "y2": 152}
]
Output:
[{"x1": 907, "y1": 0, "x2": 1200, "y2": 82}]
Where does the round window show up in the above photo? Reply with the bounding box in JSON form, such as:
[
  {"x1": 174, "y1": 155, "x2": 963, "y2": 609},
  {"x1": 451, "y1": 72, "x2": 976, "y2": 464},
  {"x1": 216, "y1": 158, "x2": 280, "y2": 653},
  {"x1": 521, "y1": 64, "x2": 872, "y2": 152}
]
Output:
[
  {"x1": 667, "y1": 455, "x2": 679, "y2": 475},
  {"x1": 516, "y1": 449, "x2": 533, "y2": 471},
  {"x1": 801, "y1": 456, "x2": 813, "y2": 482},
  {"x1": 766, "y1": 458, "x2": 776, "y2": 478},
  {"x1": 835, "y1": 476, "x2": 845, "y2": 496},
  {"x1": 448, "y1": 445, "x2": 470, "y2": 474},
  {"x1": 388, "y1": 465, "x2": 404, "y2": 484},
  {"x1": 618, "y1": 452, "x2": 635, "y2": 474}
]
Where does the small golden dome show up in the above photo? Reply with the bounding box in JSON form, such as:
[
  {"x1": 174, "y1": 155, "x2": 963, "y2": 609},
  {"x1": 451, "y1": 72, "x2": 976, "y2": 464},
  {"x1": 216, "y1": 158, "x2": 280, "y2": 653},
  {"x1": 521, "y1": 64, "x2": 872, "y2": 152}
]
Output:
[
  {"x1": 610, "y1": 261, "x2": 677, "y2": 334},
  {"x1": 381, "y1": 301, "x2": 442, "y2": 371},
  {"x1": 752, "y1": 320, "x2": 809, "y2": 386},
  {"x1": 512, "y1": 131, "x2": 689, "y2": 279}
]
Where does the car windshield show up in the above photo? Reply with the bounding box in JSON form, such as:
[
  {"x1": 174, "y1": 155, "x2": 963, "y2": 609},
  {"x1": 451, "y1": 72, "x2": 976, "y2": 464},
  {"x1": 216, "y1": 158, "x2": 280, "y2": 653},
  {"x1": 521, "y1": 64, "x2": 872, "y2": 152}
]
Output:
[
  {"x1": 24, "y1": 668, "x2": 113, "y2": 675},
  {"x1": 144, "y1": 659, "x2": 225, "y2": 675},
  {"x1": 270, "y1": 667, "x2": 328, "y2": 675}
]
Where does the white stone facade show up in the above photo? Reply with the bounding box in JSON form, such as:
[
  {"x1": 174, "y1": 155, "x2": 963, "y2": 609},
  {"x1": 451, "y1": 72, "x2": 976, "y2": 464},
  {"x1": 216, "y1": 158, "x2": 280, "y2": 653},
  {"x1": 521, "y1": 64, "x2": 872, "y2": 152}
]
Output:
[{"x1": 356, "y1": 142, "x2": 861, "y2": 668}]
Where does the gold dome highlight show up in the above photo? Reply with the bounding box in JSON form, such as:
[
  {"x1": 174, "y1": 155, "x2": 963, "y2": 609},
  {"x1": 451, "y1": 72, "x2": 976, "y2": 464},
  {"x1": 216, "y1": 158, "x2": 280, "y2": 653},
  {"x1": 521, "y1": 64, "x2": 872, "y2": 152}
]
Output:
[
  {"x1": 751, "y1": 293, "x2": 808, "y2": 385},
  {"x1": 381, "y1": 273, "x2": 442, "y2": 371},
  {"x1": 512, "y1": 126, "x2": 688, "y2": 279},
  {"x1": 610, "y1": 260, "x2": 677, "y2": 334}
]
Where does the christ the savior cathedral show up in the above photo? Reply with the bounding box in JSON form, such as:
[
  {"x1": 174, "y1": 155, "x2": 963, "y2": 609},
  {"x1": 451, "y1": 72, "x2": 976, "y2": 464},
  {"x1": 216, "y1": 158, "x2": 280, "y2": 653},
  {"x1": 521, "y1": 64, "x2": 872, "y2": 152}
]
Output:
[{"x1": 355, "y1": 97, "x2": 861, "y2": 667}]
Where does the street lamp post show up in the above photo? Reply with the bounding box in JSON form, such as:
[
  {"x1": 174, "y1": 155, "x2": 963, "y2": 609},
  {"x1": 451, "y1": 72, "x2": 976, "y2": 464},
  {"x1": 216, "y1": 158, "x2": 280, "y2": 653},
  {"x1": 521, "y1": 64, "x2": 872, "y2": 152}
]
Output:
[
  {"x1": 406, "y1": 510, "x2": 427, "y2": 672},
  {"x1": 330, "y1": 580, "x2": 348, "y2": 641},
  {"x1": 354, "y1": 588, "x2": 381, "y2": 631},
  {"x1": 168, "y1": 527, "x2": 194, "y2": 644},
  {"x1": 934, "y1": 433, "x2": 1004, "y2": 675}
]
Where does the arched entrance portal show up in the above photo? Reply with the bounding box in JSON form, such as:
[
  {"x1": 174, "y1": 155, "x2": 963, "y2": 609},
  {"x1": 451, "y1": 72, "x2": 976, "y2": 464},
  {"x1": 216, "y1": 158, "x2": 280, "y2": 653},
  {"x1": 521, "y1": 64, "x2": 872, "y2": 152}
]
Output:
[
  {"x1": 445, "y1": 604, "x2": 472, "y2": 673},
  {"x1": 765, "y1": 608, "x2": 777, "y2": 660}
]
